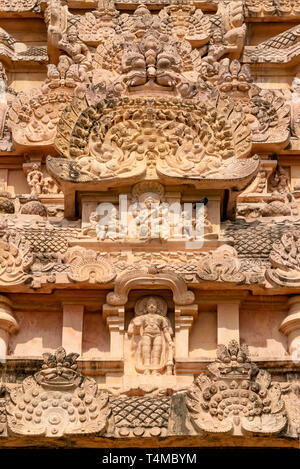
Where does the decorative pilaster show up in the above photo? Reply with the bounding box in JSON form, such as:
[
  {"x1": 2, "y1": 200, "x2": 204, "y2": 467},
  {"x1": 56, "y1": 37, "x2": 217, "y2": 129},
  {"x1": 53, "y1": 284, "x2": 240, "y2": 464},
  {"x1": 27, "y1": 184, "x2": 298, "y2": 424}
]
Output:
[
  {"x1": 174, "y1": 304, "x2": 198, "y2": 358},
  {"x1": 0, "y1": 296, "x2": 18, "y2": 361},
  {"x1": 62, "y1": 303, "x2": 84, "y2": 355},
  {"x1": 280, "y1": 296, "x2": 300, "y2": 357},
  {"x1": 217, "y1": 301, "x2": 240, "y2": 345},
  {"x1": 102, "y1": 304, "x2": 124, "y2": 359}
]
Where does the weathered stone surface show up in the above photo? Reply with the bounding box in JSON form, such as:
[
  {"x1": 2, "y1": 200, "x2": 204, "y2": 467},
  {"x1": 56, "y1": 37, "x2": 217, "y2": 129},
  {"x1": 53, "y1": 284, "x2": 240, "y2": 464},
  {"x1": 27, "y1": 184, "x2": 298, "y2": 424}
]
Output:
[{"x1": 0, "y1": 0, "x2": 298, "y2": 450}]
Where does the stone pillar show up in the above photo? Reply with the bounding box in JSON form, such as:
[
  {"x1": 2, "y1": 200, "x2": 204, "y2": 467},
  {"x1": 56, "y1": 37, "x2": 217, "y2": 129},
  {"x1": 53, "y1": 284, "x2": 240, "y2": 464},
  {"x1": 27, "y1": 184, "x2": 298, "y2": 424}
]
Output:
[
  {"x1": 62, "y1": 304, "x2": 84, "y2": 355},
  {"x1": 217, "y1": 301, "x2": 240, "y2": 345},
  {"x1": 174, "y1": 304, "x2": 198, "y2": 358},
  {"x1": 280, "y1": 296, "x2": 300, "y2": 357},
  {"x1": 0, "y1": 296, "x2": 18, "y2": 361},
  {"x1": 102, "y1": 304, "x2": 124, "y2": 358}
]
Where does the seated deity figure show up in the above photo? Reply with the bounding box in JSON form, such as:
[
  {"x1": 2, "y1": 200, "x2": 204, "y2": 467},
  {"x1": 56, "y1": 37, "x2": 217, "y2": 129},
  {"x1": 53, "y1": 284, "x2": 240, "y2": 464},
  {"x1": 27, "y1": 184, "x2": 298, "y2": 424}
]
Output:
[{"x1": 128, "y1": 296, "x2": 174, "y2": 375}]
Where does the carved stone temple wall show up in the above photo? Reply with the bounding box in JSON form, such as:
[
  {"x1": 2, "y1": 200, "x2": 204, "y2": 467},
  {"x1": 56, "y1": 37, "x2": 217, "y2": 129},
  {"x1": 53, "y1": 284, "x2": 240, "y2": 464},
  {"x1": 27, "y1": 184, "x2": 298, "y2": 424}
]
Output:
[{"x1": 0, "y1": 0, "x2": 300, "y2": 449}]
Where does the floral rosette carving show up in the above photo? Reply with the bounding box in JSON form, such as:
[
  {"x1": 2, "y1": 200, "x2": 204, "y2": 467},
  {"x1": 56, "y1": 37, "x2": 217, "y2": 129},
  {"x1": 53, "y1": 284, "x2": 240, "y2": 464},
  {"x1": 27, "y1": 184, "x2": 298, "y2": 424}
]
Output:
[
  {"x1": 197, "y1": 245, "x2": 245, "y2": 284},
  {"x1": 6, "y1": 347, "x2": 110, "y2": 437},
  {"x1": 187, "y1": 340, "x2": 287, "y2": 436},
  {"x1": 64, "y1": 246, "x2": 116, "y2": 284}
]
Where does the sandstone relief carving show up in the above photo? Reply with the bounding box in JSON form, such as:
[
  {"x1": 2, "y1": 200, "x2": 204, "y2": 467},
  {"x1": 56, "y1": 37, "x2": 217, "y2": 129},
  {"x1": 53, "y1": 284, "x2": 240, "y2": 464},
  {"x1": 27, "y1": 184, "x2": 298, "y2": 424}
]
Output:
[
  {"x1": 128, "y1": 295, "x2": 174, "y2": 376},
  {"x1": 0, "y1": 26, "x2": 47, "y2": 64},
  {"x1": 7, "y1": 55, "x2": 88, "y2": 152},
  {"x1": 197, "y1": 245, "x2": 245, "y2": 284},
  {"x1": 26, "y1": 164, "x2": 61, "y2": 195},
  {"x1": 6, "y1": 347, "x2": 110, "y2": 437},
  {"x1": 281, "y1": 381, "x2": 300, "y2": 438},
  {"x1": 267, "y1": 230, "x2": 300, "y2": 286},
  {"x1": 0, "y1": 0, "x2": 40, "y2": 13},
  {"x1": 64, "y1": 246, "x2": 116, "y2": 284},
  {"x1": 49, "y1": 95, "x2": 258, "y2": 188},
  {"x1": 243, "y1": 24, "x2": 300, "y2": 64},
  {"x1": 245, "y1": 0, "x2": 300, "y2": 17},
  {"x1": 187, "y1": 340, "x2": 287, "y2": 435},
  {"x1": 0, "y1": 237, "x2": 33, "y2": 286}
]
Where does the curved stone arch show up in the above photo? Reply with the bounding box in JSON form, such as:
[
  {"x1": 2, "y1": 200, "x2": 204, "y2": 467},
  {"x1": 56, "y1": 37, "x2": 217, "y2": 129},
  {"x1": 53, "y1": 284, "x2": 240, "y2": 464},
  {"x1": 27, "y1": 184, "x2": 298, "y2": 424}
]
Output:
[{"x1": 106, "y1": 271, "x2": 195, "y2": 306}]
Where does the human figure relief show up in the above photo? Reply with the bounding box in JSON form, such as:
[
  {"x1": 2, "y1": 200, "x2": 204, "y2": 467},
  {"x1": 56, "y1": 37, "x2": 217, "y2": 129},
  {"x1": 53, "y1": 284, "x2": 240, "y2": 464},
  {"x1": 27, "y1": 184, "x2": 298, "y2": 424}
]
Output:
[
  {"x1": 290, "y1": 76, "x2": 300, "y2": 138},
  {"x1": 27, "y1": 164, "x2": 43, "y2": 195},
  {"x1": 128, "y1": 296, "x2": 174, "y2": 376},
  {"x1": 58, "y1": 26, "x2": 92, "y2": 83}
]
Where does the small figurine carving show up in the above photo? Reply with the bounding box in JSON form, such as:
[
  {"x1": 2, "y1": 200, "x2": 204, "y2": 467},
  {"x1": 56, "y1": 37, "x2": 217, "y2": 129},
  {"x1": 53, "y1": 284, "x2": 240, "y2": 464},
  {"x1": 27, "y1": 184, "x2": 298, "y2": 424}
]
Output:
[
  {"x1": 290, "y1": 76, "x2": 300, "y2": 138},
  {"x1": 27, "y1": 164, "x2": 43, "y2": 195},
  {"x1": 27, "y1": 164, "x2": 61, "y2": 195},
  {"x1": 58, "y1": 26, "x2": 92, "y2": 82},
  {"x1": 128, "y1": 295, "x2": 174, "y2": 376}
]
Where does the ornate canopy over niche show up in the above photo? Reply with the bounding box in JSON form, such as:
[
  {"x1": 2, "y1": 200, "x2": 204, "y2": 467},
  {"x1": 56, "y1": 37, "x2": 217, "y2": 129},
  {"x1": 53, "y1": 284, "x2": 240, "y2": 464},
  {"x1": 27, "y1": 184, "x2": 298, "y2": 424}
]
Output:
[{"x1": 47, "y1": 93, "x2": 259, "y2": 218}]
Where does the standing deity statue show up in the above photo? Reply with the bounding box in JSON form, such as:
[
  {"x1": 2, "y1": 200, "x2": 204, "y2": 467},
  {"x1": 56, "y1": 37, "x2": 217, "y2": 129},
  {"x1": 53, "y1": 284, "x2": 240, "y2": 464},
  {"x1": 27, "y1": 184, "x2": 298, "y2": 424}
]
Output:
[
  {"x1": 290, "y1": 76, "x2": 300, "y2": 138},
  {"x1": 128, "y1": 296, "x2": 174, "y2": 376}
]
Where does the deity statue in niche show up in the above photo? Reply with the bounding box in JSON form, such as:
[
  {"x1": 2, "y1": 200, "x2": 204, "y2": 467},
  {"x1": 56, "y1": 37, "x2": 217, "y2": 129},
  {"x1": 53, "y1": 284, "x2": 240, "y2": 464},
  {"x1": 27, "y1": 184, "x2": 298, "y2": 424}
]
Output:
[
  {"x1": 128, "y1": 296, "x2": 174, "y2": 376},
  {"x1": 290, "y1": 75, "x2": 300, "y2": 138}
]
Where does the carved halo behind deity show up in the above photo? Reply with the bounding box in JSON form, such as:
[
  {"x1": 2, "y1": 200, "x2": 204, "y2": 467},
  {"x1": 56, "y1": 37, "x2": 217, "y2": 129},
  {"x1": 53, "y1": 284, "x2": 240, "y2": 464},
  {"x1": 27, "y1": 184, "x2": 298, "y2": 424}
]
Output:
[{"x1": 134, "y1": 295, "x2": 168, "y2": 317}]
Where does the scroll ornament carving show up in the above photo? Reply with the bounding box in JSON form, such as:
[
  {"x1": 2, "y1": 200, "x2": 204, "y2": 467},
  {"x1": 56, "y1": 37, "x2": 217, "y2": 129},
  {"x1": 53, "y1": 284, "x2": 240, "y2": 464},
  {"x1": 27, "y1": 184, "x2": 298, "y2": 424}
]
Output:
[
  {"x1": 6, "y1": 347, "x2": 110, "y2": 437},
  {"x1": 267, "y1": 231, "x2": 300, "y2": 287},
  {"x1": 187, "y1": 340, "x2": 287, "y2": 436},
  {"x1": 7, "y1": 55, "x2": 88, "y2": 150},
  {"x1": 106, "y1": 270, "x2": 195, "y2": 306},
  {"x1": 0, "y1": 238, "x2": 33, "y2": 286},
  {"x1": 64, "y1": 246, "x2": 116, "y2": 284},
  {"x1": 197, "y1": 245, "x2": 245, "y2": 284},
  {"x1": 128, "y1": 295, "x2": 174, "y2": 376}
]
